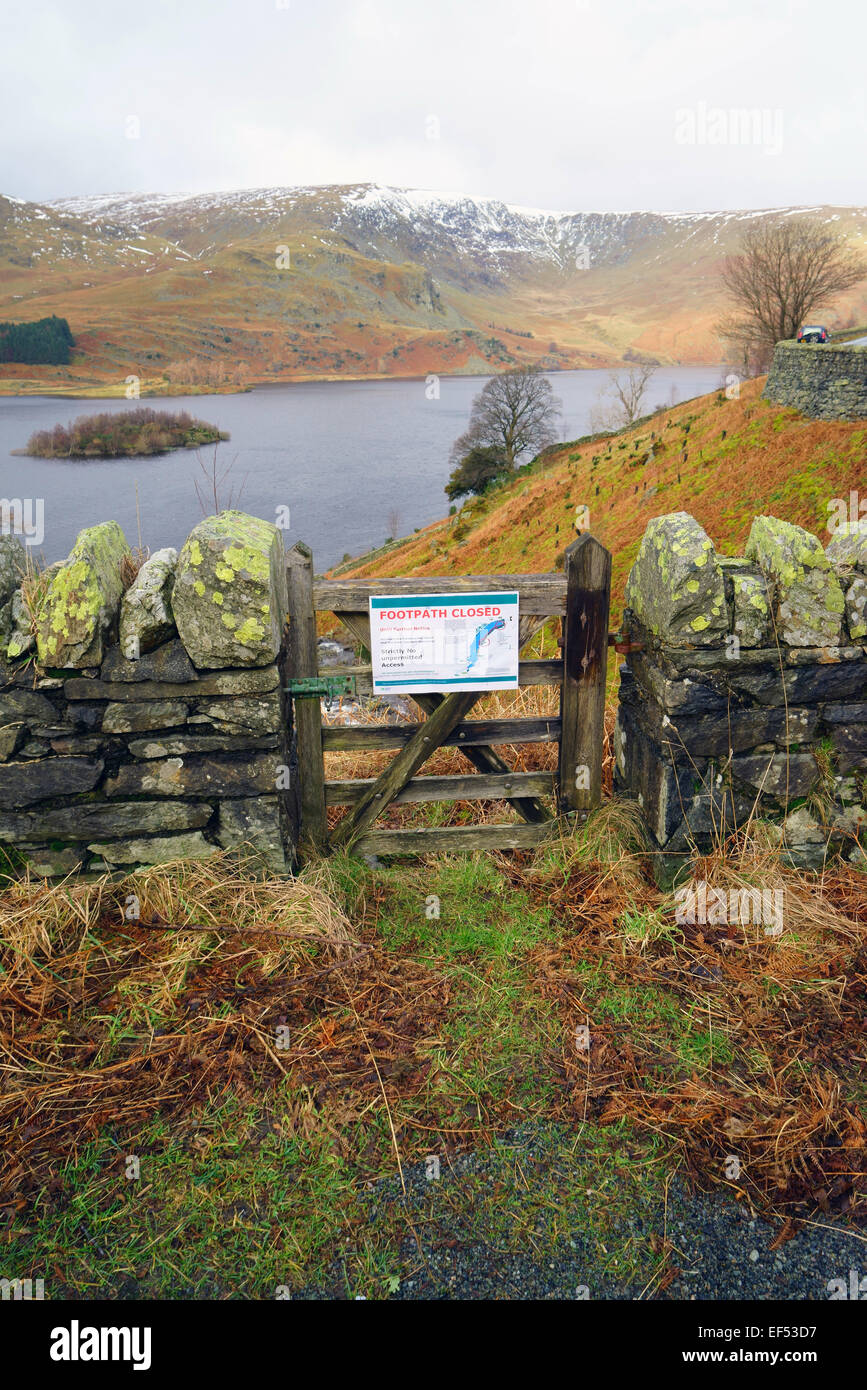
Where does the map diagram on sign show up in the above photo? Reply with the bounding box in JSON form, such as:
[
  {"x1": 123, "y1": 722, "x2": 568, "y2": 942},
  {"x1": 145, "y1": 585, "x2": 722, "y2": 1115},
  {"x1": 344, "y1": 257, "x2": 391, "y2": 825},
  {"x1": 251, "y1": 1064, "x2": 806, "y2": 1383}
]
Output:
[
  {"x1": 466, "y1": 618, "x2": 505, "y2": 672},
  {"x1": 369, "y1": 591, "x2": 520, "y2": 695}
]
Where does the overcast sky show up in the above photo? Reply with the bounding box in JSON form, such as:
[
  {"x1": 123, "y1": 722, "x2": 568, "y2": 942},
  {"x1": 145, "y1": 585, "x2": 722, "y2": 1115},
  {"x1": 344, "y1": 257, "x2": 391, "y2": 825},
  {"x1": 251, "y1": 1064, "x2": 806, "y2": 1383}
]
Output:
[{"x1": 1, "y1": 0, "x2": 865, "y2": 211}]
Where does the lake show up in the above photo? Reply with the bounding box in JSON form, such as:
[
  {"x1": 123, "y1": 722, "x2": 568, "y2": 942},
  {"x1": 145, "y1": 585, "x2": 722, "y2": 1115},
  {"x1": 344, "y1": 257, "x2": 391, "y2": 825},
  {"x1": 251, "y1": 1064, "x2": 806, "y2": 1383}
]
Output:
[{"x1": 0, "y1": 366, "x2": 724, "y2": 569}]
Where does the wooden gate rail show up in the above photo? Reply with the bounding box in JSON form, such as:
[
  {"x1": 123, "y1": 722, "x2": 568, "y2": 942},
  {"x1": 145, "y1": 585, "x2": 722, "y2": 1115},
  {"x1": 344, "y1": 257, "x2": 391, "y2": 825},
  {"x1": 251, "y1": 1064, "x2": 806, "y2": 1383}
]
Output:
[
  {"x1": 309, "y1": 658, "x2": 563, "y2": 695},
  {"x1": 325, "y1": 770, "x2": 555, "y2": 806},
  {"x1": 313, "y1": 574, "x2": 567, "y2": 614},
  {"x1": 352, "y1": 822, "x2": 561, "y2": 858},
  {"x1": 285, "y1": 536, "x2": 611, "y2": 857},
  {"x1": 322, "y1": 716, "x2": 561, "y2": 751}
]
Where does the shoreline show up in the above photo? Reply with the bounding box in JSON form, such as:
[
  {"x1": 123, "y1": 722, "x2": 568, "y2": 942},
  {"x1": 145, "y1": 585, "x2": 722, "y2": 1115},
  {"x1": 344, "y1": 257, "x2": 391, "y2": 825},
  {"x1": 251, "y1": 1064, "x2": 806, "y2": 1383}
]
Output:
[{"x1": 0, "y1": 359, "x2": 720, "y2": 401}]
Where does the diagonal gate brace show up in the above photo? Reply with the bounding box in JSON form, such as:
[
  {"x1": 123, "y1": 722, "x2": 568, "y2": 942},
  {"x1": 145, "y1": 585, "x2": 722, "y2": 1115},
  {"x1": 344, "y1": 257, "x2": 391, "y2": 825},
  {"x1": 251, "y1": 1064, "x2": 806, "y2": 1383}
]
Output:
[
  {"x1": 330, "y1": 689, "x2": 481, "y2": 849},
  {"x1": 338, "y1": 611, "x2": 551, "y2": 826}
]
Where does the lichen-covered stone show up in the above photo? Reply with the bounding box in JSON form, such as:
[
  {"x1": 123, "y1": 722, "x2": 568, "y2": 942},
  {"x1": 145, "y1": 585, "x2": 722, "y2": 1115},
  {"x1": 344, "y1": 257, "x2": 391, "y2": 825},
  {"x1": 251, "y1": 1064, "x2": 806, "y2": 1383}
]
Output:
[
  {"x1": 624, "y1": 512, "x2": 727, "y2": 647},
  {"x1": 832, "y1": 803, "x2": 867, "y2": 837},
  {"x1": 0, "y1": 539, "x2": 25, "y2": 650},
  {"x1": 35, "y1": 521, "x2": 130, "y2": 667},
  {"x1": 0, "y1": 535, "x2": 24, "y2": 606},
  {"x1": 102, "y1": 699, "x2": 189, "y2": 733},
  {"x1": 764, "y1": 805, "x2": 831, "y2": 870},
  {"x1": 781, "y1": 806, "x2": 827, "y2": 844},
  {"x1": 6, "y1": 589, "x2": 35, "y2": 659},
  {"x1": 87, "y1": 831, "x2": 217, "y2": 866},
  {"x1": 0, "y1": 594, "x2": 13, "y2": 648},
  {"x1": 119, "y1": 548, "x2": 177, "y2": 656},
  {"x1": 745, "y1": 515, "x2": 844, "y2": 646},
  {"x1": 731, "y1": 572, "x2": 772, "y2": 647},
  {"x1": 843, "y1": 575, "x2": 867, "y2": 640},
  {"x1": 172, "y1": 511, "x2": 286, "y2": 668},
  {"x1": 826, "y1": 521, "x2": 867, "y2": 572}
]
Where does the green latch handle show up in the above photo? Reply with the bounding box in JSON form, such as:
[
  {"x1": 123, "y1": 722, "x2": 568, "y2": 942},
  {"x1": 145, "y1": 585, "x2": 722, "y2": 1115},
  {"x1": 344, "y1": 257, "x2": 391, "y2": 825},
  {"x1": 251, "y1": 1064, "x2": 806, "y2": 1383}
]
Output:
[{"x1": 284, "y1": 674, "x2": 357, "y2": 710}]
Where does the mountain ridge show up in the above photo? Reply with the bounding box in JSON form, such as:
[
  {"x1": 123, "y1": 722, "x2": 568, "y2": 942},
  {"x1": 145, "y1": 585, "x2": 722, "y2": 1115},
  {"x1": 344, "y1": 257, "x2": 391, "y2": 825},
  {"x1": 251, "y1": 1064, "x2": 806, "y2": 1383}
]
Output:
[{"x1": 2, "y1": 185, "x2": 867, "y2": 393}]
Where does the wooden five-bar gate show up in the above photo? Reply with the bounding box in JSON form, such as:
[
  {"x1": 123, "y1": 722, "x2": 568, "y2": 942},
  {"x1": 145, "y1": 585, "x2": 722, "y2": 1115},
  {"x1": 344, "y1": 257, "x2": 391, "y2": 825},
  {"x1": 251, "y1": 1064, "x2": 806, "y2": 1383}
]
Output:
[{"x1": 284, "y1": 534, "x2": 611, "y2": 860}]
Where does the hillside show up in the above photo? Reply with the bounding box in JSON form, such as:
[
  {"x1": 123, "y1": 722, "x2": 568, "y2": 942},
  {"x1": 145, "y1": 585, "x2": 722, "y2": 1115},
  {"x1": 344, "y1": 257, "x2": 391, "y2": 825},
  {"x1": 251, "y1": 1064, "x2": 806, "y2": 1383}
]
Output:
[
  {"x1": 2, "y1": 186, "x2": 867, "y2": 393},
  {"x1": 334, "y1": 376, "x2": 867, "y2": 627}
]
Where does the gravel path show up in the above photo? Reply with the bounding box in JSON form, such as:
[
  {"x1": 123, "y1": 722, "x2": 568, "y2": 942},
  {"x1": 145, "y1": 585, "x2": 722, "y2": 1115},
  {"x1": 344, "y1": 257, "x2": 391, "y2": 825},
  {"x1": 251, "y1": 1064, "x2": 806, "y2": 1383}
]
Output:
[{"x1": 299, "y1": 1125, "x2": 864, "y2": 1301}]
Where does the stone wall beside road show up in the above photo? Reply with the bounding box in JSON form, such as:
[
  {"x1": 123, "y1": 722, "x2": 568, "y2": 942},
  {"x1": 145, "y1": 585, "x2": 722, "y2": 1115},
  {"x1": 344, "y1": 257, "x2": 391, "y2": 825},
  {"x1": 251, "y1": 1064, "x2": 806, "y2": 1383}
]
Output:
[{"x1": 763, "y1": 339, "x2": 867, "y2": 419}]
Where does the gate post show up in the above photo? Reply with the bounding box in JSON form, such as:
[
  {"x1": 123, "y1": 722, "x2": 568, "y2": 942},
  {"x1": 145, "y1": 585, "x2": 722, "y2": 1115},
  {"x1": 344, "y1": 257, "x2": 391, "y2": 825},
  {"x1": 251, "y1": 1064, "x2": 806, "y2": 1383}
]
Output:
[
  {"x1": 286, "y1": 543, "x2": 328, "y2": 854},
  {"x1": 559, "y1": 534, "x2": 611, "y2": 817}
]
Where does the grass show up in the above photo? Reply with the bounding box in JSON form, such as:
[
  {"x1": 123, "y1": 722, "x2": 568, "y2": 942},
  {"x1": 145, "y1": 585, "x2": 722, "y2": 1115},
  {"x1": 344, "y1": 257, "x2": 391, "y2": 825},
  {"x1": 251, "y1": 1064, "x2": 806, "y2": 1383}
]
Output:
[
  {"x1": 334, "y1": 376, "x2": 867, "y2": 630},
  {"x1": 2, "y1": 810, "x2": 864, "y2": 1299}
]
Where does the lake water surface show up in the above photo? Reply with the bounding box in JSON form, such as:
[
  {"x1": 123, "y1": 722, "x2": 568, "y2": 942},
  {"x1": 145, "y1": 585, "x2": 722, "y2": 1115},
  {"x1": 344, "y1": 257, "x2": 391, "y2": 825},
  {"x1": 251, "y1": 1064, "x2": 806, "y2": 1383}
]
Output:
[{"x1": 0, "y1": 367, "x2": 724, "y2": 569}]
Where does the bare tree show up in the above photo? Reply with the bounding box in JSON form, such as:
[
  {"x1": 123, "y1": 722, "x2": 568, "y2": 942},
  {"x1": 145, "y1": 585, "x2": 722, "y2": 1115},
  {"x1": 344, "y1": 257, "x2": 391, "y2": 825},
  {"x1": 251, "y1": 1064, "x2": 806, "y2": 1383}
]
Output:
[
  {"x1": 450, "y1": 367, "x2": 561, "y2": 471},
  {"x1": 193, "y1": 446, "x2": 247, "y2": 516},
  {"x1": 717, "y1": 219, "x2": 867, "y2": 362},
  {"x1": 386, "y1": 507, "x2": 402, "y2": 541},
  {"x1": 591, "y1": 361, "x2": 657, "y2": 431}
]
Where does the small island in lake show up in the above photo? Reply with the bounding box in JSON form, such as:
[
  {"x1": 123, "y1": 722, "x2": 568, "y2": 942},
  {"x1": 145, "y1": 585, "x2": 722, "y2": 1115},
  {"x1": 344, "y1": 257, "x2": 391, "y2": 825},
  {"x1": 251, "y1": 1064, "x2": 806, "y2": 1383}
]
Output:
[{"x1": 23, "y1": 407, "x2": 229, "y2": 459}]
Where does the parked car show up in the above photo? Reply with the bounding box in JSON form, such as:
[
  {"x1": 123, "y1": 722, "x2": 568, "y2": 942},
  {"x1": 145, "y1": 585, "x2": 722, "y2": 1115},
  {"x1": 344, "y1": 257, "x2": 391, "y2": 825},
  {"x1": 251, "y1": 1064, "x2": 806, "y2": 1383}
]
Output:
[{"x1": 797, "y1": 325, "x2": 831, "y2": 343}]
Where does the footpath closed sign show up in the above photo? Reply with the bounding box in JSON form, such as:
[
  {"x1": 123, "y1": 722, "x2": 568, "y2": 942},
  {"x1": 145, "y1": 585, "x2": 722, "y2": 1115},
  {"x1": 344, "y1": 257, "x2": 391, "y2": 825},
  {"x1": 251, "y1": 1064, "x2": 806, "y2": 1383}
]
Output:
[{"x1": 369, "y1": 591, "x2": 520, "y2": 694}]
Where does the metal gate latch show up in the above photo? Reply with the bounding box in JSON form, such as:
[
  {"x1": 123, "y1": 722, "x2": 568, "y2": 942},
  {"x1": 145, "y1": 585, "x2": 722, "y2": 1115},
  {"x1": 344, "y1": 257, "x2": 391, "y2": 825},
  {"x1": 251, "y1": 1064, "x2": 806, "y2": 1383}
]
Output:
[{"x1": 284, "y1": 674, "x2": 357, "y2": 710}]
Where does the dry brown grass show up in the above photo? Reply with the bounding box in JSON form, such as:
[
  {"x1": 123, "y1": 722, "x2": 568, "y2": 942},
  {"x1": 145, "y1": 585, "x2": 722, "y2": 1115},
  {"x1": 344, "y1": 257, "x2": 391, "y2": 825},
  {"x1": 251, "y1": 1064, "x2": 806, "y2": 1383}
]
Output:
[
  {"x1": 1, "y1": 811, "x2": 864, "y2": 1233},
  {"x1": 0, "y1": 854, "x2": 456, "y2": 1212},
  {"x1": 516, "y1": 810, "x2": 867, "y2": 1222},
  {"x1": 120, "y1": 546, "x2": 149, "y2": 590}
]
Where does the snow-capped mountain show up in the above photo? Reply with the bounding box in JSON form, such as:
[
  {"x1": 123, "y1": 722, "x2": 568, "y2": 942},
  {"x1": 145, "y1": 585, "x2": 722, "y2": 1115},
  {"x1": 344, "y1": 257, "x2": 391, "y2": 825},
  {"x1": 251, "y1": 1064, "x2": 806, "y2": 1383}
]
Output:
[
  {"x1": 2, "y1": 184, "x2": 867, "y2": 389},
  {"x1": 46, "y1": 182, "x2": 844, "y2": 280}
]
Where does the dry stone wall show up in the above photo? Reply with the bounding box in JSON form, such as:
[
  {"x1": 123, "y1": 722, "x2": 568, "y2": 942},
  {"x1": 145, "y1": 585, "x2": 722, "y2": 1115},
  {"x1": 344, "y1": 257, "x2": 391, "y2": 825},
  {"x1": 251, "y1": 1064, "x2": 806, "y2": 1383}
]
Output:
[
  {"x1": 763, "y1": 340, "x2": 867, "y2": 419},
  {"x1": 0, "y1": 510, "x2": 295, "y2": 879},
  {"x1": 615, "y1": 511, "x2": 867, "y2": 884}
]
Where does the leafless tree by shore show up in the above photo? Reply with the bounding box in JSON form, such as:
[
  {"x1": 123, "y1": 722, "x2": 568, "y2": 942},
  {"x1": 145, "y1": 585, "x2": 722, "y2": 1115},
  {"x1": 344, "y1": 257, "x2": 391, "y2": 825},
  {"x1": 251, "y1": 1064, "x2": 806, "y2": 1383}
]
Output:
[{"x1": 450, "y1": 367, "x2": 561, "y2": 471}]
